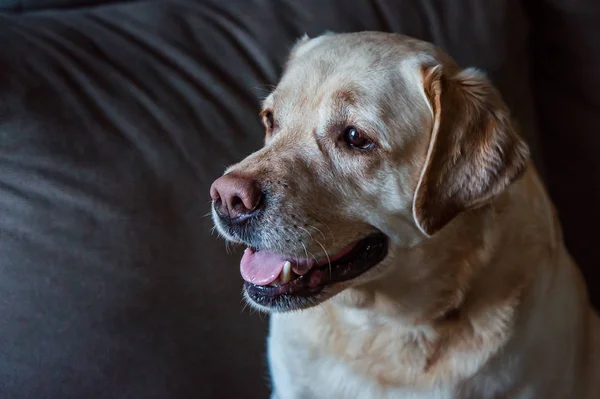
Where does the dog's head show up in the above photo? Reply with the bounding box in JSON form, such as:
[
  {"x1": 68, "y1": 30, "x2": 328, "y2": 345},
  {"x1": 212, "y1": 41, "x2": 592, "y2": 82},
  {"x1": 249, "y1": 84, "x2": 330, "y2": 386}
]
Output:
[{"x1": 211, "y1": 32, "x2": 529, "y2": 313}]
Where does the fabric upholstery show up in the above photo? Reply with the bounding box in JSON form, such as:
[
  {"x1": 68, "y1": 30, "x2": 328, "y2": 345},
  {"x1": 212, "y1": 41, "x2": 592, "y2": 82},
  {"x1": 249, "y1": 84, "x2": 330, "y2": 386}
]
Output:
[{"x1": 525, "y1": 0, "x2": 600, "y2": 307}]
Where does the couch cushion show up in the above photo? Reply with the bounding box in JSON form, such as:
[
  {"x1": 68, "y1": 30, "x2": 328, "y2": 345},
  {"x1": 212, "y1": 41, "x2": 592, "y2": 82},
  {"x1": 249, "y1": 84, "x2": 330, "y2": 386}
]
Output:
[
  {"x1": 0, "y1": 0, "x2": 131, "y2": 12},
  {"x1": 525, "y1": 0, "x2": 600, "y2": 308},
  {"x1": 0, "y1": 1, "x2": 537, "y2": 397}
]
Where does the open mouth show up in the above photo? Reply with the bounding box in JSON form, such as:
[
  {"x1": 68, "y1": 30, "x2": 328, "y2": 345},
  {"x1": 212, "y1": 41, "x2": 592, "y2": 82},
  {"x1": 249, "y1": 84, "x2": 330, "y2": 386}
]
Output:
[{"x1": 242, "y1": 233, "x2": 388, "y2": 311}]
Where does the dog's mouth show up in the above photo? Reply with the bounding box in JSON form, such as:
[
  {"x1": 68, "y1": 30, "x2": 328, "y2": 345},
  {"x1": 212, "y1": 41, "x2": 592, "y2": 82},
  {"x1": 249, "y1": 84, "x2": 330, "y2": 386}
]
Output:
[{"x1": 242, "y1": 233, "x2": 388, "y2": 311}]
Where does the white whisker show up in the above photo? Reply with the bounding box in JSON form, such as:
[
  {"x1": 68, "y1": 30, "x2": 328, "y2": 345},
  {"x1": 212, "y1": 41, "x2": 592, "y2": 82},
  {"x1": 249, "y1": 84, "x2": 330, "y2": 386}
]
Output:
[
  {"x1": 297, "y1": 225, "x2": 314, "y2": 240},
  {"x1": 240, "y1": 298, "x2": 250, "y2": 314},
  {"x1": 315, "y1": 240, "x2": 332, "y2": 278},
  {"x1": 318, "y1": 301, "x2": 331, "y2": 317},
  {"x1": 307, "y1": 224, "x2": 327, "y2": 242},
  {"x1": 312, "y1": 219, "x2": 335, "y2": 246},
  {"x1": 299, "y1": 241, "x2": 311, "y2": 261},
  {"x1": 225, "y1": 240, "x2": 234, "y2": 255}
]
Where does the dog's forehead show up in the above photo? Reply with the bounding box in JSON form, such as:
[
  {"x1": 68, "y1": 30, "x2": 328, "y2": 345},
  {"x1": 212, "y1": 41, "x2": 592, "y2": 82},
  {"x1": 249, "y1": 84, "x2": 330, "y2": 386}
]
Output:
[
  {"x1": 271, "y1": 33, "x2": 435, "y2": 109},
  {"x1": 266, "y1": 34, "x2": 435, "y2": 146},
  {"x1": 280, "y1": 36, "x2": 424, "y2": 94}
]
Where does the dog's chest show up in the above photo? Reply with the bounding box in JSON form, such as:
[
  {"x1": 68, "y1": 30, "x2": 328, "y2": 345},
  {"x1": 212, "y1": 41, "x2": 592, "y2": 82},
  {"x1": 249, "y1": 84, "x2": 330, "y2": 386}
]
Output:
[{"x1": 267, "y1": 313, "x2": 457, "y2": 399}]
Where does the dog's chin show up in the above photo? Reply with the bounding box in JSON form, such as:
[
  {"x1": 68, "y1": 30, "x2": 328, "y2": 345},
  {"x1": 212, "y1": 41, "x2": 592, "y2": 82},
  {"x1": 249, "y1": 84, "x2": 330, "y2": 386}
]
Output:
[{"x1": 241, "y1": 233, "x2": 389, "y2": 313}]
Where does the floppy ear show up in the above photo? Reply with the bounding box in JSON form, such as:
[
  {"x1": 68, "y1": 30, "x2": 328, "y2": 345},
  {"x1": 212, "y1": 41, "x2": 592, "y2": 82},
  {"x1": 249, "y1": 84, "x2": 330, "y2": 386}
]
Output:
[{"x1": 412, "y1": 65, "x2": 529, "y2": 237}]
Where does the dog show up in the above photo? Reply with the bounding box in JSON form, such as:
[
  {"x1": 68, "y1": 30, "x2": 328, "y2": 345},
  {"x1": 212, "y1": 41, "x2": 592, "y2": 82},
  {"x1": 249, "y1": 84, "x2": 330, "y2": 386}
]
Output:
[{"x1": 210, "y1": 32, "x2": 600, "y2": 399}]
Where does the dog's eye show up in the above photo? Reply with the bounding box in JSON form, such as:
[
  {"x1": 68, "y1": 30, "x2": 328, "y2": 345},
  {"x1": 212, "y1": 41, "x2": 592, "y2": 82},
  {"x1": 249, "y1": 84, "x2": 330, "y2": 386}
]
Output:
[
  {"x1": 262, "y1": 110, "x2": 275, "y2": 131},
  {"x1": 343, "y1": 127, "x2": 373, "y2": 150}
]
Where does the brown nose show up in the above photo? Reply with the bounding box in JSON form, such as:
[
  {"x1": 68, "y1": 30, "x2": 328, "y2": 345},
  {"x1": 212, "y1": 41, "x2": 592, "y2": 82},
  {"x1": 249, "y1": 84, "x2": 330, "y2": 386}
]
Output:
[{"x1": 210, "y1": 173, "x2": 263, "y2": 221}]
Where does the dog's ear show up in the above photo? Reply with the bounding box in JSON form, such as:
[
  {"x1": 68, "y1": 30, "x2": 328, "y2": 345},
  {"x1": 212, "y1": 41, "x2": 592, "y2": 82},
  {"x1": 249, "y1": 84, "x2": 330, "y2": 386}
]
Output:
[{"x1": 412, "y1": 65, "x2": 529, "y2": 237}]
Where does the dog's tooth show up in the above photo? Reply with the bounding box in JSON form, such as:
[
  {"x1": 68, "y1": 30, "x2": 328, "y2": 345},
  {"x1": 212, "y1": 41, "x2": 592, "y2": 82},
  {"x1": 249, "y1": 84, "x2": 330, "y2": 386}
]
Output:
[{"x1": 281, "y1": 261, "x2": 292, "y2": 284}]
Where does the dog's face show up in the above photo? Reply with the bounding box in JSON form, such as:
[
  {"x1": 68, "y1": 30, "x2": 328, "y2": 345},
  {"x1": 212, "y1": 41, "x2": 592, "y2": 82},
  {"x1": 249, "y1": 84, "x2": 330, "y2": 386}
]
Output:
[{"x1": 211, "y1": 32, "x2": 528, "y2": 313}]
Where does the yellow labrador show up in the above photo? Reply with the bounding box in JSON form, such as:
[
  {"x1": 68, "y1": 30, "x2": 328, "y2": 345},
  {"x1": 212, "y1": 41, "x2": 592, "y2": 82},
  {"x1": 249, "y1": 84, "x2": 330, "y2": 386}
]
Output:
[{"x1": 210, "y1": 32, "x2": 600, "y2": 399}]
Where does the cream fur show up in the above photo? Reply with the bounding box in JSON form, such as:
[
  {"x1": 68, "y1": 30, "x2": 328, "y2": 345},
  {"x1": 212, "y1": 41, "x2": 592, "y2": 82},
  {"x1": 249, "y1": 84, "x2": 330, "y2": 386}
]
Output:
[{"x1": 213, "y1": 32, "x2": 600, "y2": 399}]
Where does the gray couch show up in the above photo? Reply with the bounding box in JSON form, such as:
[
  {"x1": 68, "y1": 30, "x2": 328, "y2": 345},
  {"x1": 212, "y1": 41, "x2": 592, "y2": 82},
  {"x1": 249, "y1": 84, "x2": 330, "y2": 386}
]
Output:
[{"x1": 0, "y1": 0, "x2": 598, "y2": 397}]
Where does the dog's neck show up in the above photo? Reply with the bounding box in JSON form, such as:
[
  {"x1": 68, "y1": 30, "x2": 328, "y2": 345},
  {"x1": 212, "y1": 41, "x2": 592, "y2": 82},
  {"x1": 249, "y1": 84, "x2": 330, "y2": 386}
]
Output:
[
  {"x1": 294, "y1": 167, "x2": 578, "y2": 390},
  {"x1": 333, "y1": 166, "x2": 557, "y2": 320}
]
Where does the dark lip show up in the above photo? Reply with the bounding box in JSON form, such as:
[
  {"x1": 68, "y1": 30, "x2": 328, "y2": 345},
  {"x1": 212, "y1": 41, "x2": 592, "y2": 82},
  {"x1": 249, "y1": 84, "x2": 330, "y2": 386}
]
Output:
[{"x1": 244, "y1": 233, "x2": 388, "y2": 310}]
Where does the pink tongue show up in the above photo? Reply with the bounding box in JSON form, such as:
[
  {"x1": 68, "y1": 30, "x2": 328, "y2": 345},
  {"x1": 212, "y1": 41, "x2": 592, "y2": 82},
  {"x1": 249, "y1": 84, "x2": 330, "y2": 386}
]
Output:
[
  {"x1": 240, "y1": 248, "x2": 287, "y2": 286},
  {"x1": 239, "y1": 241, "x2": 360, "y2": 286}
]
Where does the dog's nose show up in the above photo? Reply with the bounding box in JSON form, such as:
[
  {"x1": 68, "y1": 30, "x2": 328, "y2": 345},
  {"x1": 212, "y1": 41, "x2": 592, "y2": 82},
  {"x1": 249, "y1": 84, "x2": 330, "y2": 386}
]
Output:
[{"x1": 210, "y1": 173, "x2": 263, "y2": 221}]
